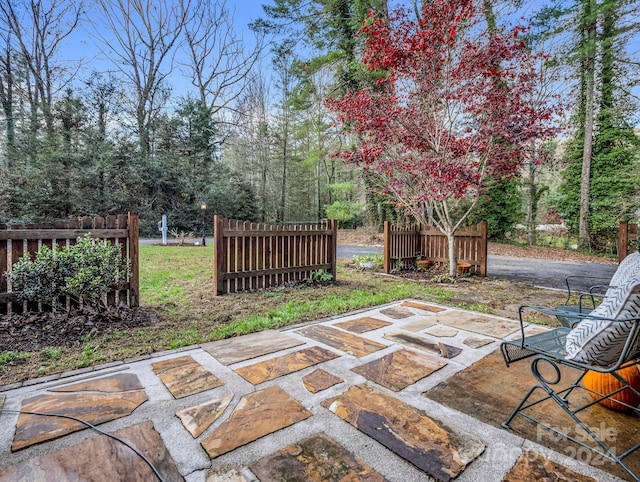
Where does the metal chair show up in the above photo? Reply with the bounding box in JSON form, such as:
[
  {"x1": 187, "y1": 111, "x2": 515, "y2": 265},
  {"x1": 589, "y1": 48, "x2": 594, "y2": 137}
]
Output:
[
  {"x1": 554, "y1": 275, "x2": 611, "y2": 327},
  {"x1": 554, "y1": 252, "x2": 640, "y2": 327},
  {"x1": 501, "y1": 300, "x2": 640, "y2": 481}
]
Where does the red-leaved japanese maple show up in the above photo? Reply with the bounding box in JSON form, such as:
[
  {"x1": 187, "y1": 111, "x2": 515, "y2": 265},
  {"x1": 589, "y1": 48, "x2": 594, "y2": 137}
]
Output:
[{"x1": 327, "y1": 0, "x2": 559, "y2": 276}]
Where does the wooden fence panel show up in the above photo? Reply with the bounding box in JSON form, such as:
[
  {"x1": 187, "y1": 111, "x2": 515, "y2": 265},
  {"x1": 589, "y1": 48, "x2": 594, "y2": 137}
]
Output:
[
  {"x1": 619, "y1": 222, "x2": 638, "y2": 263},
  {"x1": 212, "y1": 216, "x2": 338, "y2": 295},
  {"x1": 384, "y1": 221, "x2": 487, "y2": 276},
  {"x1": 0, "y1": 213, "x2": 139, "y2": 316}
]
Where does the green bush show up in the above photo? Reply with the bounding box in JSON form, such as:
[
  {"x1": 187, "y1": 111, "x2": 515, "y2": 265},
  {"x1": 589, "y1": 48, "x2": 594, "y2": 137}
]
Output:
[
  {"x1": 352, "y1": 253, "x2": 383, "y2": 270},
  {"x1": 6, "y1": 235, "x2": 130, "y2": 309}
]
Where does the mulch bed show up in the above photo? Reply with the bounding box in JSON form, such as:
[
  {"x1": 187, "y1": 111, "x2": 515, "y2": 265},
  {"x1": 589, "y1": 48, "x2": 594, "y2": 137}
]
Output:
[{"x1": 0, "y1": 305, "x2": 159, "y2": 353}]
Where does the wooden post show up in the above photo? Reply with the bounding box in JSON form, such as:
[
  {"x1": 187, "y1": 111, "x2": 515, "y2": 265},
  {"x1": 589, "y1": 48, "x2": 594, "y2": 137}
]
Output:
[
  {"x1": 128, "y1": 212, "x2": 140, "y2": 307},
  {"x1": 631, "y1": 223, "x2": 639, "y2": 257},
  {"x1": 478, "y1": 221, "x2": 488, "y2": 277},
  {"x1": 383, "y1": 221, "x2": 391, "y2": 274},
  {"x1": 11, "y1": 224, "x2": 24, "y2": 314},
  {"x1": 214, "y1": 215, "x2": 226, "y2": 295},
  {"x1": 619, "y1": 221, "x2": 628, "y2": 263},
  {"x1": 328, "y1": 219, "x2": 338, "y2": 280}
]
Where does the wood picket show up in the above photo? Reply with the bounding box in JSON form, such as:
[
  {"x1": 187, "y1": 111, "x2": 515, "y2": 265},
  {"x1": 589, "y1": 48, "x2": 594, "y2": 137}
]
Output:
[
  {"x1": 213, "y1": 215, "x2": 337, "y2": 295},
  {"x1": 0, "y1": 213, "x2": 139, "y2": 316},
  {"x1": 384, "y1": 221, "x2": 487, "y2": 276}
]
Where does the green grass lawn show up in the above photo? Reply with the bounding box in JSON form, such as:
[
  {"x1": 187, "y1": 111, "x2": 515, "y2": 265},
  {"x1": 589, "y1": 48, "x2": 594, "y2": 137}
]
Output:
[{"x1": 0, "y1": 244, "x2": 566, "y2": 385}]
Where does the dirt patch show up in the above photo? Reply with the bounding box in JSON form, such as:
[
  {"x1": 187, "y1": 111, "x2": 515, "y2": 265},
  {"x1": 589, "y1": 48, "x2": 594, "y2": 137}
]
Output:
[{"x1": 0, "y1": 305, "x2": 159, "y2": 353}]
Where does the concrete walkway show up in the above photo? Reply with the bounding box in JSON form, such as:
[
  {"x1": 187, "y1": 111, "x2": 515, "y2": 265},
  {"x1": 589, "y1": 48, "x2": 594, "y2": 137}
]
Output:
[{"x1": 0, "y1": 300, "x2": 630, "y2": 481}]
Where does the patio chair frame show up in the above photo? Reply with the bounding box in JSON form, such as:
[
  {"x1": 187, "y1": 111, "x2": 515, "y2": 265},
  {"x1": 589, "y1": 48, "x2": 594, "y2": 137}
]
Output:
[
  {"x1": 554, "y1": 275, "x2": 612, "y2": 327},
  {"x1": 501, "y1": 305, "x2": 640, "y2": 482}
]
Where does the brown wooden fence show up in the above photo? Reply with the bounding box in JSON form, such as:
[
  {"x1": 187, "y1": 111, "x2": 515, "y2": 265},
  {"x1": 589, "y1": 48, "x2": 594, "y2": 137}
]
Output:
[
  {"x1": 383, "y1": 221, "x2": 487, "y2": 276},
  {"x1": 0, "y1": 213, "x2": 139, "y2": 315},
  {"x1": 213, "y1": 216, "x2": 337, "y2": 295},
  {"x1": 619, "y1": 221, "x2": 638, "y2": 262}
]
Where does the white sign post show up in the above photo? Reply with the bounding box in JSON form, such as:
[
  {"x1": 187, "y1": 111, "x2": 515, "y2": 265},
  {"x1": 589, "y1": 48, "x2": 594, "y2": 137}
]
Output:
[{"x1": 158, "y1": 215, "x2": 168, "y2": 245}]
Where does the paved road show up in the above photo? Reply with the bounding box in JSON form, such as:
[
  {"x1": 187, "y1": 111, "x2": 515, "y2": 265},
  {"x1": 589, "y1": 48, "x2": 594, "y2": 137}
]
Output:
[
  {"x1": 336, "y1": 244, "x2": 617, "y2": 291},
  {"x1": 486, "y1": 255, "x2": 616, "y2": 291}
]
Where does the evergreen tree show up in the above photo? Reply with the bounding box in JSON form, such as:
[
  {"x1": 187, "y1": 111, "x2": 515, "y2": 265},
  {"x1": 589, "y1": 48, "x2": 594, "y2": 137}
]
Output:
[{"x1": 557, "y1": 0, "x2": 640, "y2": 250}]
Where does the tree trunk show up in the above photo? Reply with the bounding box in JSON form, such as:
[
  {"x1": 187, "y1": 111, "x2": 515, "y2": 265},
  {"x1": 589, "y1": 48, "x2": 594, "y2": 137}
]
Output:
[
  {"x1": 578, "y1": 0, "x2": 596, "y2": 250},
  {"x1": 526, "y1": 141, "x2": 537, "y2": 245},
  {"x1": 447, "y1": 230, "x2": 457, "y2": 278},
  {"x1": 0, "y1": 47, "x2": 15, "y2": 165}
]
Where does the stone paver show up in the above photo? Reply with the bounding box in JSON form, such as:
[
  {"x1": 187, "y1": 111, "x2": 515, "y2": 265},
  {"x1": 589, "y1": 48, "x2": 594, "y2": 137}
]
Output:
[
  {"x1": 401, "y1": 300, "x2": 446, "y2": 313},
  {"x1": 322, "y1": 384, "x2": 485, "y2": 482},
  {"x1": 383, "y1": 330, "x2": 462, "y2": 358},
  {"x1": 301, "y1": 368, "x2": 343, "y2": 393},
  {"x1": 250, "y1": 433, "x2": 387, "y2": 482},
  {"x1": 401, "y1": 317, "x2": 438, "y2": 332},
  {"x1": 296, "y1": 325, "x2": 387, "y2": 357},
  {"x1": 333, "y1": 316, "x2": 392, "y2": 333},
  {"x1": 205, "y1": 465, "x2": 247, "y2": 482},
  {"x1": 12, "y1": 374, "x2": 147, "y2": 451},
  {"x1": 50, "y1": 372, "x2": 143, "y2": 393},
  {"x1": 352, "y1": 348, "x2": 447, "y2": 391},
  {"x1": 433, "y1": 311, "x2": 523, "y2": 338},
  {"x1": 152, "y1": 355, "x2": 223, "y2": 398},
  {"x1": 379, "y1": 306, "x2": 414, "y2": 319},
  {"x1": 425, "y1": 326, "x2": 459, "y2": 337},
  {"x1": 463, "y1": 337, "x2": 495, "y2": 348},
  {"x1": 234, "y1": 346, "x2": 339, "y2": 385},
  {"x1": 176, "y1": 393, "x2": 234, "y2": 438},
  {"x1": 503, "y1": 450, "x2": 597, "y2": 482},
  {"x1": 201, "y1": 329, "x2": 305, "y2": 365},
  {"x1": 1, "y1": 421, "x2": 182, "y2": 482},
  {"x1": 0, "y1": 300, "x2": 625, "y2": 482},
  {"x1": 201, "y1": 385, "x2": 312, "y2": 458}
]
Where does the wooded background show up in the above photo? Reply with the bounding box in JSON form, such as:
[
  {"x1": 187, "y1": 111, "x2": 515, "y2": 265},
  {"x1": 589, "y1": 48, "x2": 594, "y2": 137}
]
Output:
[{"x1": 0, "y1": 0, "x2": 637, "y2": 250}]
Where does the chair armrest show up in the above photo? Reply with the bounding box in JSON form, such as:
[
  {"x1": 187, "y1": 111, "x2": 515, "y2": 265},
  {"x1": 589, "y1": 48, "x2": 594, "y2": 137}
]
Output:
[
  {"x1": 516, "y1": 304, "x2": 640, "y2": 369},
  {"x1": 514, "y1": 304, "x2": 588, "y2": 343},
  {"x1": 563, "y1": 275, "x2": 611, "y2": 304},
  {"x1": 575, "y1": 284, "x2": 617, "y2": 313}
]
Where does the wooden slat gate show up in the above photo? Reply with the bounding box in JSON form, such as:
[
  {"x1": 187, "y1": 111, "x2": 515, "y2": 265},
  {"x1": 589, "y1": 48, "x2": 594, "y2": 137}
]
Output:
[
  {"x1": 213, "y1": 216, "x2": 337, "y2": 295},
  {"x1": 0, "y1": 213, "x2": 139, "y2": 315},
  {"x1": 383, "y1": 221, "x2": 487, "y2": 276},
  {"x1": 619, "y1": 221, "x2": 638, "y2": 262}
]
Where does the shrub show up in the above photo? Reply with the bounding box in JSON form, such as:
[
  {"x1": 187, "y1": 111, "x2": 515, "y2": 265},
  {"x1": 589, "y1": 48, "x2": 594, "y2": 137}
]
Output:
[
  {"x1": 8, "y1": 245, "x2": 60, "y2": 305},
  {"x1": 6, "y1": 235, "x2": 130, "y2": 310},
  {"x1": 352, "y1": 253, "x2": 383, "y2": 270}
]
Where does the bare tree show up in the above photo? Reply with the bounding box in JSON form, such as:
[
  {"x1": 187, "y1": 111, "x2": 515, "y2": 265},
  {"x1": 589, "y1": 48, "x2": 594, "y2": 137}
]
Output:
[
  {"x1": 0, "y1": 0, "x2": 82, "y2": 140},
  {"x1": 181, "y1": 0, "x2": 264, "y2": 129},
  {"x1": 227, "y1": 70, "x2": 272, "y2": 221},
  {"x1": 93, "y1": 0, "x2": 191, "y2": 158}
]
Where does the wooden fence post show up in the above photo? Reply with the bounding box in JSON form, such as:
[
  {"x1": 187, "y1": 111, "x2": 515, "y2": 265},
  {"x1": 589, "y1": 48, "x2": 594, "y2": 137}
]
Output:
[
  {"x1": 478, "y1": 221, "x2": 488, "y2": 277},
  {"x1": 383, "y1": 221, "x2": 391, "y2": 274},
  {"x1": 619, "y1": 221, "x2": 628, "y2": 263},
  {"x1": 329, "y1": 219, "x2": 338, "y2": 280},
  {"x1": 128, "y1": 212, "x2": 140, "y2": 307},
  {"x1": 214, "y1": 215, "x2": 226, "y2": 296}
]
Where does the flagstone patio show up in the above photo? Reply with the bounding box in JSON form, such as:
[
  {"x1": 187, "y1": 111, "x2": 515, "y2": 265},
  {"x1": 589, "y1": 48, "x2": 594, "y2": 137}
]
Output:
[{"x1": 0, "y1": 299, "x2": 633, "y2": 481}]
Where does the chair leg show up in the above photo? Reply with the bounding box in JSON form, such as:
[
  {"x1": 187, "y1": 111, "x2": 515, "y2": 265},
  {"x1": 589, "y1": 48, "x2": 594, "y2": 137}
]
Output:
[
  {"x1": 503, "y1": 356, "x2": 640, "y2": 481},
  {"x1": 502, "y1": 384, "x2": 543, "y2": 430}
]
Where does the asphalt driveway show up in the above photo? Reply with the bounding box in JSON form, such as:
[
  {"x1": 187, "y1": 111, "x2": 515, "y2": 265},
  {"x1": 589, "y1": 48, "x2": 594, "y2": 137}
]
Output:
[{"x1": 336, "y1": 245, "x2": 617, "y2": 291}]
